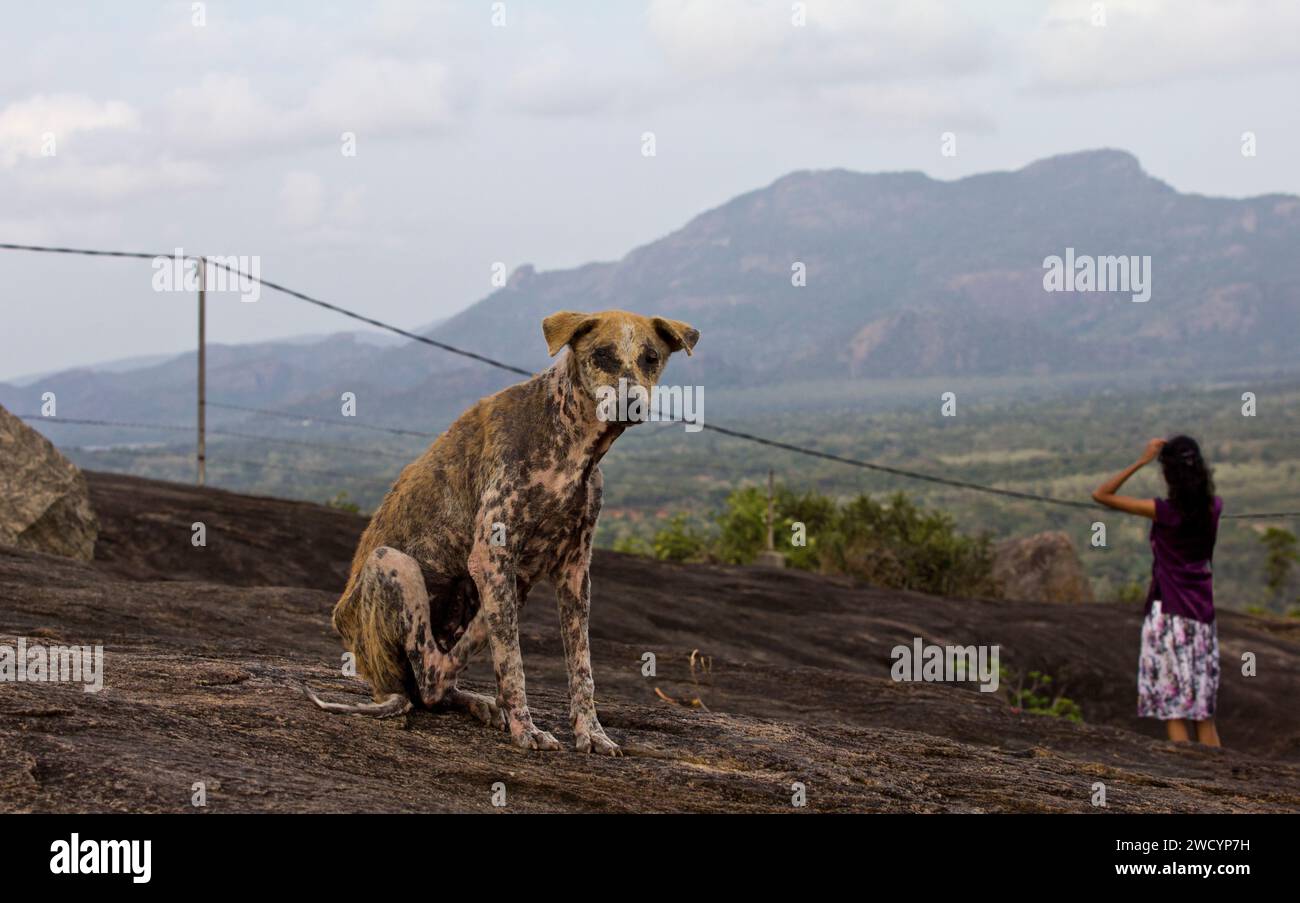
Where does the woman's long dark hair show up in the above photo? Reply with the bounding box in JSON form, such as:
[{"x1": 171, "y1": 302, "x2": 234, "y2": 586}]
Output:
[{"x1": 1159, "y1": 435, "x2": 1215, "y2": 526}]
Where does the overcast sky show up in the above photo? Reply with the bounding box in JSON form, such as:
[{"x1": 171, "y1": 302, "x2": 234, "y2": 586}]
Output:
[{"x1": 3, "y1": 0, "x2": 1299, "y2": 380}]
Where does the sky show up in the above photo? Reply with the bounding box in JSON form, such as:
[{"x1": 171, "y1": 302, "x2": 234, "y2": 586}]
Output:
[{"x1": 2, "y1": 0, "x2": 1299, "y2": 380}]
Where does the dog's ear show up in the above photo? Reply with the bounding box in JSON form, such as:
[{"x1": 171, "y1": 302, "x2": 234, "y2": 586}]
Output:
[
  {"x1": 653, "y1": 317, "x2": 700, "y2": 356},
  {"x1": 542, "y1": 311, "x2": 596, "y2": 357}
]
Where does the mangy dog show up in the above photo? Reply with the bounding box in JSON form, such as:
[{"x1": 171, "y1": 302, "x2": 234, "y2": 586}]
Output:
[{"x1": 307, "y1": 310, "x2": 699, "y2": 754}]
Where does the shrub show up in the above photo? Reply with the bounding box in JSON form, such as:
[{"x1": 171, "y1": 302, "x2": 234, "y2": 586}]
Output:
[
  {"x1": 714, "y1": 484, "x2": 995, "y2": 596},
  {"x1": 1261, "y1": 527, "x2": 1298, "y2": 600},
  {"x1": 1002, "y1": 666, "x2": 1083, "y2": 722},
  {"x1": 325, "y1": 491, "x2": 361, "y2": 514},
  {"x1": 817, "y1": 491, "x2": 997, "y2": 597},
  {"x1": 1108, "y1": 579, "x2": 1148, "y2": 605},
  {"x1": 619, "y1": 484, "x2": 996, "y2": 597},
  {"x1": 651, "y1": 513, "x2": 710, "y2": 563}
]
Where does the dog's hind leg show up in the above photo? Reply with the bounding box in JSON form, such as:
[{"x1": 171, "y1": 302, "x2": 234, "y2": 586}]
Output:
[{"x1": 311, "y1": 546, "x2": 446, "y2": 715}]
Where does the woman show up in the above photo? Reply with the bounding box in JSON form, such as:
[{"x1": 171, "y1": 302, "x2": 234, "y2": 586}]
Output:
[{"x1": 1092, "y1": 435, "x2": 1222, "y2": 746}]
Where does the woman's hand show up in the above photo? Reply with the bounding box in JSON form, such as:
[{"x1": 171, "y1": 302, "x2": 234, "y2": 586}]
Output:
[
  {"x1": 1138, "y1": 438, "x2": 1165, "y2": 465},
  {"x1": 1091, "y1": 439, "x2": 1162, "y2": 520}
]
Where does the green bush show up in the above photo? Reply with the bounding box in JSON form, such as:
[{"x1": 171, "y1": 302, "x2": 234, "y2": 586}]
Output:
[
  {"x1": 817, "y1": 491, "x2": 997, "y2": 597},
  {"x1": 1261, "y1": 527, "x2": 1298, "y2": 600},
  {"x1": 713, "y1": 485, "x2": 836, "y2": 570},
  {"x1": 637, "y1": 483, "x2": 997, "y2": 597},
  {"x1": 1107, "y1": 579, "x2": 1148, "y2": 605},
  {"x1": 612, "y1": 533, "x2": 653, "y2": 557},
  {"x1": 651, "y1": 513, "x2": 710, "y2": 563}
]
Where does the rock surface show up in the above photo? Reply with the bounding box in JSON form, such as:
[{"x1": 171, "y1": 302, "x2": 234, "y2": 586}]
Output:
[
  {"x1": 0, "y1": 405, "x2": 98, "y2": 561},
  {"x1": 994, "y1": 530, "x2": 1095, "y2": 603},
  {"x1": 1, "y1": 471, "x2": 1297, "y2": 813}
]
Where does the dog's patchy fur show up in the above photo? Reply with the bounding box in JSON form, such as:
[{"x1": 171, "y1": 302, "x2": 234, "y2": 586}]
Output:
[{"x1": 312, "y1": 310, "x2": 699, "y2": 754}]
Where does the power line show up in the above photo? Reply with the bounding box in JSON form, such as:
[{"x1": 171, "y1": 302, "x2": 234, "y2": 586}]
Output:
[
  {"x1": 700, "y1": 422, "x2": 1095, "y2": 510},
  {"x1": 0, "y1": 243, "x2": 533, "y2": 377},
  {"x1": 4, "y1": 241, "x2": 1296, "y2": 520}
]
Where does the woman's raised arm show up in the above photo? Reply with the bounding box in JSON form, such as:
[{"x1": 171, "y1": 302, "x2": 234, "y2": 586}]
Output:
[{"x1": 1091, "y1": 438, "x2": 1162, "y2": 520}]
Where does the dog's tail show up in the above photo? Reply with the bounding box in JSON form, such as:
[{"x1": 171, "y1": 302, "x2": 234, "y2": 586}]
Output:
[{"x1": 302, "y1": 686, "x2": 412, "y2": 718}]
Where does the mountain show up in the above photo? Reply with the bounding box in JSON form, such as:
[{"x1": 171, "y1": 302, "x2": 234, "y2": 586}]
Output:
[
  {"x1": 6, "y1": 149, "x2": 1298, "y2": 446},
  {"x1": 426, "y1": 149, "x2": 1300, "y2": 384}
]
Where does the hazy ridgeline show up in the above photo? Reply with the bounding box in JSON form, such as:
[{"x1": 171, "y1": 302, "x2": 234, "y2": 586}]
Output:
[{"x1": 61, "y1": 371, "x2": 1300, "y2": 614}]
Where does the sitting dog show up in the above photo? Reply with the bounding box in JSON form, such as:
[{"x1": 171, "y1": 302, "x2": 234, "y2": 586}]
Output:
[{"x1": 308, "y1": 310, "x2": 699, "y2": 755}]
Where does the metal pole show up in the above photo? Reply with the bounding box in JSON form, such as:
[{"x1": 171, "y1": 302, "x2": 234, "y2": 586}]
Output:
[{"x1": 197, "y1": 255, "x2": 206, "y2": 486}]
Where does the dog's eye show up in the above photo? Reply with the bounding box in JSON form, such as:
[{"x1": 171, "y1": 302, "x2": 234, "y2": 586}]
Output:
[
  {"x1": 591, "y1": 345, "x2": 621, "y2": 374},
  {"x1": 639, "y1": 346, "x2": 661, "y2": 370}
]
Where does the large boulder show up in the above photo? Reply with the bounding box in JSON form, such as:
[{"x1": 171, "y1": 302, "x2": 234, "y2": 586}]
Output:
[
  {"x1": 993, "y1": 530, "x2": 1093, "y2": 603},
  {"x1": 0, "y1": 404, "x2": 98, "y2": 560}
]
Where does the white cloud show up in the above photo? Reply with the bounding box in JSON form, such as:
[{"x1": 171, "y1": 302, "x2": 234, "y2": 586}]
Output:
[
  {"x1": 278, "y1": 170, "x2": 326, "y2": 229},
  {"x1": 305, "y1": 56, "x2": 457, "y2": 133},
  {"x1": 641, "y1": 0, "x2": 995, "y2": 131},
  {"x1": 164, "y1": 73, "x2": 285, "y2": 151},
  {"x1": 505, "y1": 47, "x2": 627, "y2": 117},
  {"x1": 164, "y1": 56, "x2": 461, "y2": 158},
  {"x1": 1026, "y1": 0, "x2": 1300, "y2": 92},
  {"x1": 22, "y1": 158, "x2": 212, "y2": 203},
  {"x1": 0, "y1": 94, "x2": 138, "y2": 167},
  {"x1": 817, "y1": 83, "x2": 996, "y2": 134},
  {"x1": 646, "y1": 0, "x2": 992, "y2": 83},
  {"x1": 275, "y1": 172, "x2": 371, "y2": 245}
]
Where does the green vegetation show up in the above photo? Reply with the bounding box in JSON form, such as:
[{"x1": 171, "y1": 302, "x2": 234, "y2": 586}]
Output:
[
  {"x1": 325, "y1": 491, "x2": 362, "y2": 515},
  {"x1": 1261, "y1": 527, "x2": 1298, "y2": 603},
  {"x1": 625, "y1": 483, "x2": 996, "y2": 597},
  {"x1": 1002, "y1": 666, "x2": 1084, "y2": 722},
  {"x1": 62, "y1": 372, "x2": 1300, "y2": 614},
  {"x1": 598, "y1": 374, "x2": 1300, "y2": 615}
]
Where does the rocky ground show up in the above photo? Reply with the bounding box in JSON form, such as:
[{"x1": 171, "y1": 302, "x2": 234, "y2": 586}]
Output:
[{"x1": 1, "y1": 471, "x2": 1298, "y2": 813}]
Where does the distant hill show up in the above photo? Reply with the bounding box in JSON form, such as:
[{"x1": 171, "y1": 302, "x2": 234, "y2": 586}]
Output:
[
  {"x1": 429, "y1": 148, "x2": 1300, "y2": 385},
  {"x1": 6, "y1": 149, "x2": 1299, "y2": 445}
]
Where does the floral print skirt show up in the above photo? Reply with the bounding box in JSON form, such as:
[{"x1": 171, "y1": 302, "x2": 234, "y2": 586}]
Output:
[{"x1": 1137, "y1": 600, "x2": 1219, "y2": 721}]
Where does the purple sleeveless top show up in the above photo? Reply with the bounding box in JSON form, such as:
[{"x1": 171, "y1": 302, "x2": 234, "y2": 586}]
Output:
[{"x1": 1144, "y1": 496, "x2": 1222, "y2": 623}]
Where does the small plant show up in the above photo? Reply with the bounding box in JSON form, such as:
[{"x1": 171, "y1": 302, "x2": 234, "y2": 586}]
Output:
[
  {"x1": 325, "y1": 491, "x2": 361, "y2": 514},
  {"x1": 1261, "y1": 527, "x2": 1298, "y2": 601},
  {"x1": 1001, "y1": 665, "x2": 1083, "y2": 722},
  {"x1": 1109, "y1": 579, "x2": 1147, "y2": 605},
  {"x1": 651, "y1": 513, "x2": 709, "y2": 563},
  {"x1": 612, "y1": 533, "x2": 653, "y2": 557}
]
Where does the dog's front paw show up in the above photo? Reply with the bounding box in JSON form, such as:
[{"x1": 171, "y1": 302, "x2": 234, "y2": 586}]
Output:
[
  {"x1": 509, "y1": 721, "x2": 561, "y2": 751},
  {"x1": 575, "y1": 721, "x2": 622, "y2": 757},
  {"x1": 447, "y1": 688, "x2": 506, "y2": 730}
]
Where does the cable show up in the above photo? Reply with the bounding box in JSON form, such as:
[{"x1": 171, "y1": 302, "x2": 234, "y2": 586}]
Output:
[
  {"x1": 4, "y1": 242, "x2": 1296, "y2": 519},
  {"x1": 699, "y1": 422, "x2": 1094, "y2": 510},
  {"x1": 0, "y1": 243, "x2": 532, "y2": 377},
  {"x1": 22, "y1": 412, "x2": 1299, "y2": 519}
]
